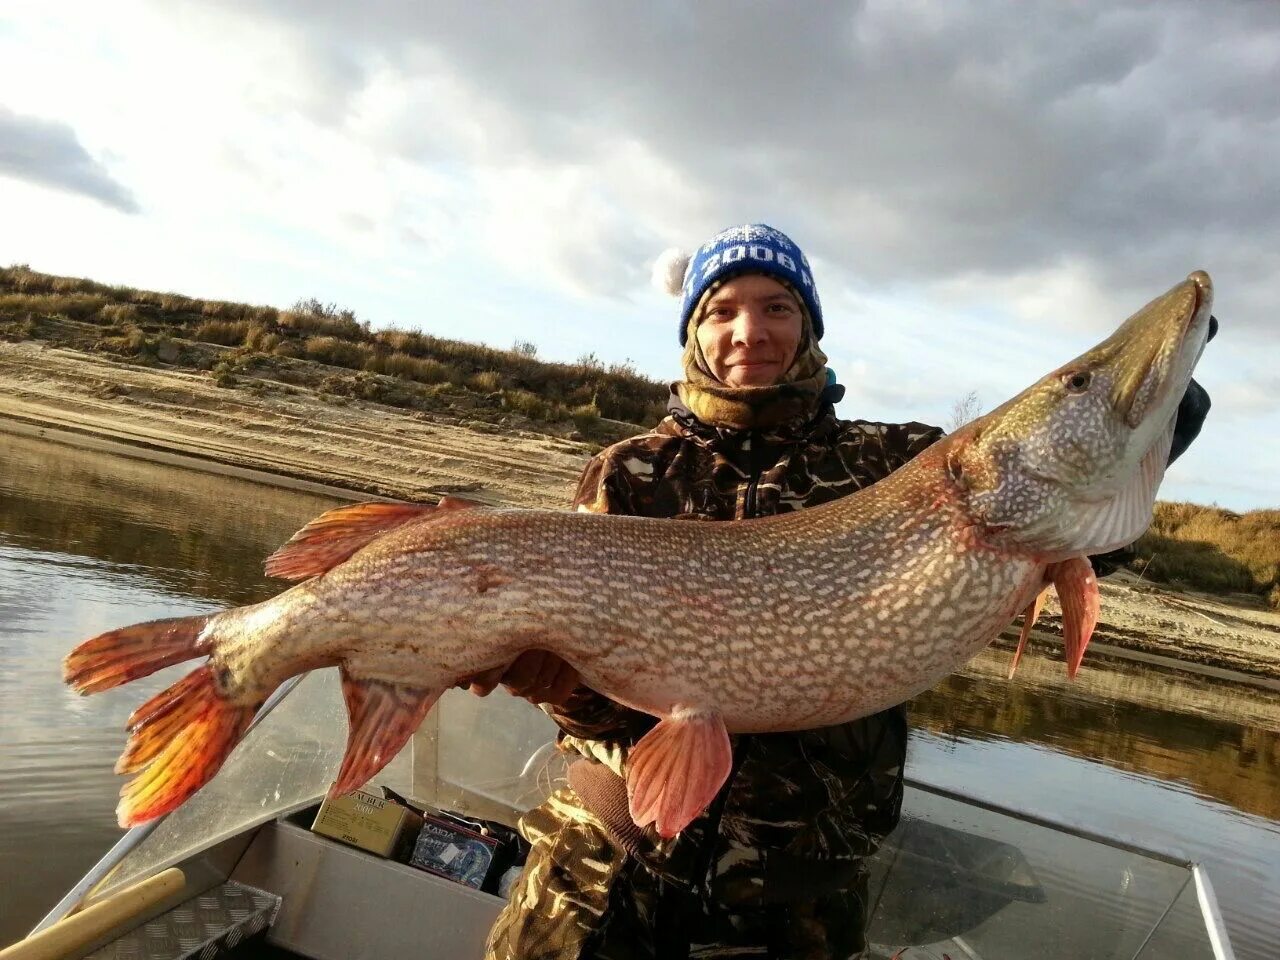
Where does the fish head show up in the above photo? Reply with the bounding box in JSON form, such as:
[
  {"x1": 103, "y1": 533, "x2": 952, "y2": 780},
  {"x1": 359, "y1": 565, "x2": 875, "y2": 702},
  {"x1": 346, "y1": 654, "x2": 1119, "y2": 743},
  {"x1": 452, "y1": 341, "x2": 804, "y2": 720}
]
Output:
[{"x1": 950, "y1": 271, "x2": 1214, "y2": 561}]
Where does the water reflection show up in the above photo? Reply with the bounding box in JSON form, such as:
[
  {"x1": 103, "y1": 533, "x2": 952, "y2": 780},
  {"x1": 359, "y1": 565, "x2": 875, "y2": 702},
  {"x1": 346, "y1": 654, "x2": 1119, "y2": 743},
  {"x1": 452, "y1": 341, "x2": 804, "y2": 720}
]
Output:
[
  {"x1": 0, "y1": 430, "x2": 1276, "y2": 957},
  {"x1": 0, "y1": 432, "x2": 342, "y2": 946},
  {"x1": 912, "y1": 652, "x2": 1280, "y2": 822},
  {"x1": 0, "y1": 432, "x2": 342, "y2": 606}
]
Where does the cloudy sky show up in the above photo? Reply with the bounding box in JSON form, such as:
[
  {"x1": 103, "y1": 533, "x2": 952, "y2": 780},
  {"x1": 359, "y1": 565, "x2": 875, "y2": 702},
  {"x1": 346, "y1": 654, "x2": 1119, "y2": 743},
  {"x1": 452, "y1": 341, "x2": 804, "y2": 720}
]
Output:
[{"x1": 1, "y1": 0, "x2": 1276, "y2": 509}]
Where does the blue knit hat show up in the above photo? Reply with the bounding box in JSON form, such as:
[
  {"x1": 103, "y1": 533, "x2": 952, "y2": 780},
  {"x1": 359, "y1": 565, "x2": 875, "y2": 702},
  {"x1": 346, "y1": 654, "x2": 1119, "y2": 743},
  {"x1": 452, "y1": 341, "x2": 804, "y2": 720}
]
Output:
[{"x1": 653, "y1": 224, "x2": 824, "y2": 346}]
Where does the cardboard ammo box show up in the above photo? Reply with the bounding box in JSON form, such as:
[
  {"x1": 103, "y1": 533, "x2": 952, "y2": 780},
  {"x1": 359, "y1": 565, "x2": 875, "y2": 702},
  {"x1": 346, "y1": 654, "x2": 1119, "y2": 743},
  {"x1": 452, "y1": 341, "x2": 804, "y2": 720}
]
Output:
[{"x1": 311, "y1": 787, "x2": 423, "y2": 859}]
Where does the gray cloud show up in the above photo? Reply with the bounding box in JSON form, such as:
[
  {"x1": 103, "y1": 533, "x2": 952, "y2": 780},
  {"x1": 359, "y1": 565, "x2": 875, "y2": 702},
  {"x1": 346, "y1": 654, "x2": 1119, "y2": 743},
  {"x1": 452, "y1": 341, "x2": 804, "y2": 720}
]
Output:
[
  {"x1": 0, "y1": 107, "x2": 139, "y2": 213},
  {"x1": 207, "y1": 0, "x2": 1279, "y2": 333}
]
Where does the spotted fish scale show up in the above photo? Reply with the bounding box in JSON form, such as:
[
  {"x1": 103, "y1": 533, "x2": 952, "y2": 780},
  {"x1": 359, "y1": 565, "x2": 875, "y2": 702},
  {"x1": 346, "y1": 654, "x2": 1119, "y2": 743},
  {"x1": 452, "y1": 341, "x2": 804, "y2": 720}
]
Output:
[{"x1": 64, "y1": 271, "x2": 1215, "y2": 837}]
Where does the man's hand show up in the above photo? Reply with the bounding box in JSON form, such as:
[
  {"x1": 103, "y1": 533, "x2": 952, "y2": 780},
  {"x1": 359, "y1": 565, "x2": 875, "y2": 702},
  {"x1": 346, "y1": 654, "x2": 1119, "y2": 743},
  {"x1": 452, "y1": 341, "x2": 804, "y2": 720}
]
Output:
[{"x1": 460, "y1": 650, "x2": 581, "y2": 706}]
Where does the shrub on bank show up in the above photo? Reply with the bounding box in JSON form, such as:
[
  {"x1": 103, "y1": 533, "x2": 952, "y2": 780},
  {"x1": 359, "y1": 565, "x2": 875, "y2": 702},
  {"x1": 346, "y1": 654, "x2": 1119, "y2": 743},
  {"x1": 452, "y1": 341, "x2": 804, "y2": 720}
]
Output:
[
  {"x1": 0, "y1": 315, "x2": 37, "y2": 341},
  {"x1": 365, "y1": 351, "x2": 456, "y2": 385},
  {"x1": 303, "y1": 335, "x2": 372, "y2": 369},
  {"x1": 469, "y1": 370, "x2": 501, "y2": 392},
  {"x1": 570, "y1": 402, "x2": 602, "y2": 434},
  {"x1": 502, "y1": 388, "x2": 552, "y2": 421},
  {"x1": 0, "y1": 292, "x2": 108, "y2": 322},
  {"x1": 194, "y1": 319, "x2": 251, "y2": 346},
  {"x1": 99, "y1": 303, "x2": 139, "y2": 324},
  {"x1": 244, "y1": 324, "x2": 280, "y2": 352},
  {"x1": 1131, "y1": 502, "x2": 1280, "y2": 608},
  {"x1": 282, "y1": 299, "x2": 370, "y2": 340}
]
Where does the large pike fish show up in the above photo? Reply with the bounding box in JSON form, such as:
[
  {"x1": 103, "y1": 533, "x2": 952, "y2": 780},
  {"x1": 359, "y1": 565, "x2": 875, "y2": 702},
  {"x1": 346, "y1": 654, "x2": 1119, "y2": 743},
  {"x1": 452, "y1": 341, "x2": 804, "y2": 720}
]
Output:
[{"x1": 65, "y1": 272, "x2": 1214, "y2": 837}]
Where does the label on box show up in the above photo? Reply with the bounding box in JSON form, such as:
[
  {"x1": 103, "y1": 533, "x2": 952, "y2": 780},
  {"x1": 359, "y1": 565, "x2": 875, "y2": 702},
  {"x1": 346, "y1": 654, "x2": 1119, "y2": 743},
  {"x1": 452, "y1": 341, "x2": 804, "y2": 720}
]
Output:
[
  {"x1": 410, "y1": 817, "x2": 499, "y2": 889},
  {"x1": 311, "y1": 788, "x2": 419, "y2": 858}
]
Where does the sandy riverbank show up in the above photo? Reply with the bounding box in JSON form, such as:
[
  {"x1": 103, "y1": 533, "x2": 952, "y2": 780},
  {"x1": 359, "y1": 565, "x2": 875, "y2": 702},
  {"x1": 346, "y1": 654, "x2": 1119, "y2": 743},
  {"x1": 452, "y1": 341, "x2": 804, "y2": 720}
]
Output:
[
  {"x1": 3, "y1": 339, "x2": 1278, "y2": 683},
  {"x1": 0, "y1": 340, "x2": 588, "y2": 507}
]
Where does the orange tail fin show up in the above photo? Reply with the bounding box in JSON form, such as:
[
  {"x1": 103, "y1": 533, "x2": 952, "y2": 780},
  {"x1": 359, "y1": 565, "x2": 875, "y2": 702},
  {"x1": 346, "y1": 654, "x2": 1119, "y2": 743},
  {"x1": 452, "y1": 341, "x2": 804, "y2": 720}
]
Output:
[
  {"x1": 64, "y1": 613, "x2": 259, "y2": 827},
  {"x1": 114, "y1": 664, "x2": 257, "y2": 827},
  {"x1": 64, "y1": 614, "x2": 214, "y2": 694}
]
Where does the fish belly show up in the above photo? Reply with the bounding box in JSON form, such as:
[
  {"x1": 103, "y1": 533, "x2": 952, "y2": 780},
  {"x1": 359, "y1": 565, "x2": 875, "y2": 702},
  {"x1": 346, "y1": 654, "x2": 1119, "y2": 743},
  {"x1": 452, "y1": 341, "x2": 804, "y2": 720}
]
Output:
[{"x1": 560, "y1": 549, "x2": 1045, "y2": 734}]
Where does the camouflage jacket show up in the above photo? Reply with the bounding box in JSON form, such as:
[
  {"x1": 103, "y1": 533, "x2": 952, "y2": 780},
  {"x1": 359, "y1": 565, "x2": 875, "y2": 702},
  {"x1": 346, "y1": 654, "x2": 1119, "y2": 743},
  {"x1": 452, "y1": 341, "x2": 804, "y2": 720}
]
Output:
[{"x1": 548, "y1": 399, "x2": 945, "y2": 885}]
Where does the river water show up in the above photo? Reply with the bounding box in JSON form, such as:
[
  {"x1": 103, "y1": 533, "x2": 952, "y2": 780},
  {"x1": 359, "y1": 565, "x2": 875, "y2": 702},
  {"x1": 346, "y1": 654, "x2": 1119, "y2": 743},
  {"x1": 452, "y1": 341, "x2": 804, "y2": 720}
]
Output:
[{"x1": 1, "y1": 430, "x2": 1277, "y2": 956}]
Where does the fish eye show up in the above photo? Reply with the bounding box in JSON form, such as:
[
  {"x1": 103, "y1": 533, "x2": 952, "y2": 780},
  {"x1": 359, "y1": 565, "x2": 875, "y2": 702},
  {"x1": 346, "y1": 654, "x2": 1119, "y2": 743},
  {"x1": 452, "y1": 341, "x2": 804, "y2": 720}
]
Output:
[{"x1": 1062, "y1": 370, "x2": 1092, "y2": 394}]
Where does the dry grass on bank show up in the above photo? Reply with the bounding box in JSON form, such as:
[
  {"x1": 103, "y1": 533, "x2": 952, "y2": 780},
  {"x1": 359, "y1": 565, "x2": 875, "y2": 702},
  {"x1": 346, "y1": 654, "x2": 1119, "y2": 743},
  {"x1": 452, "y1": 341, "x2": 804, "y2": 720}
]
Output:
[
  {"x1": 1130, "y1": 502, "x2": 1280, "y2": 608},
  {"x1": 0, "y1": 265, "x2": 668, "y2": 440}
]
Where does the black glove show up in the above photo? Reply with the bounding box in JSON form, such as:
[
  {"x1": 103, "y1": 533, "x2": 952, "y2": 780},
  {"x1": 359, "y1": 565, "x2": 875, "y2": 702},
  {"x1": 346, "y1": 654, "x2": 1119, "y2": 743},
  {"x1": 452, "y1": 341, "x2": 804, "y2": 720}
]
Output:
[
  {"x1": 1169, "y1": 376, "x2": 1211, "y2": 465},
  {"x1": 1168, "y1": 313, "x2": 1217, "y2": 464}
]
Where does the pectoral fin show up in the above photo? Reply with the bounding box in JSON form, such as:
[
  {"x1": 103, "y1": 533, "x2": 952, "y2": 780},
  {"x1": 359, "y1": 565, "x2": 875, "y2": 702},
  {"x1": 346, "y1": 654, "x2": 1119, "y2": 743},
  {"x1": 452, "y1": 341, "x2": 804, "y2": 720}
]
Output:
[
  {"x1": 1008, "y1": 585, "x2": 1051, "y2": 680},
  {"x1": 627, "y1": 709, "x2": 732, "y2": 839},
  {"x1": 1052, "y1": 557, "x2": 1100, "y2": 679}
]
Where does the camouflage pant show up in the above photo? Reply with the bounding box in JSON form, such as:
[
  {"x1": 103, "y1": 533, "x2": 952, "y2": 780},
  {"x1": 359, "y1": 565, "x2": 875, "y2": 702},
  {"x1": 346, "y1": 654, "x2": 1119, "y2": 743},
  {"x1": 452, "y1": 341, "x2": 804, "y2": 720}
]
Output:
[{"x1": 485, "y1": 786, "x2": 872, "y2": 960}]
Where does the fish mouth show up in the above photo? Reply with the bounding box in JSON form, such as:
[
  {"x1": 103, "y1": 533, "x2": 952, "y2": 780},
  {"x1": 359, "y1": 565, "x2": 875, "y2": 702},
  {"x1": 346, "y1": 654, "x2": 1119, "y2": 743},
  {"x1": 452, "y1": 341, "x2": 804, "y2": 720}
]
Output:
[{"x1": 1112, "y1": 270, "x2": 1214, "y2": 428}]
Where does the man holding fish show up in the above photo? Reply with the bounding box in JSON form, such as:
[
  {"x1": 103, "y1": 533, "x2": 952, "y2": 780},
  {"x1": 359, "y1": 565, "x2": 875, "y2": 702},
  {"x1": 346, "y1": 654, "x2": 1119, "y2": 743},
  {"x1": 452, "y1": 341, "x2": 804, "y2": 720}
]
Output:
[
  {"x1": 478, "y1": 224, "x2": 946, "y2": 959},
  {"x1": 481, "y1": 224, "x2": 1212, "y2": 959}
]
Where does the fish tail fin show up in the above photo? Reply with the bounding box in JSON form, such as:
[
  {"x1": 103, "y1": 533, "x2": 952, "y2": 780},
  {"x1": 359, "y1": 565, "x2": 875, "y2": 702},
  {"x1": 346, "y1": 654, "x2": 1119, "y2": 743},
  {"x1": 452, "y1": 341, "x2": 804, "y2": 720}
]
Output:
[
  {"x1": 329, "y1": 668, "x2": 441, "y2": 799},
  {"x1": 64, "y1": 613, "x2": 263, "y2": 826},
  {"x1": 115, "y1": 664, "x2": 258, "y2": 827},
  {"x1": 63, "y1": 614, "x2": 215, "y2": 695}
]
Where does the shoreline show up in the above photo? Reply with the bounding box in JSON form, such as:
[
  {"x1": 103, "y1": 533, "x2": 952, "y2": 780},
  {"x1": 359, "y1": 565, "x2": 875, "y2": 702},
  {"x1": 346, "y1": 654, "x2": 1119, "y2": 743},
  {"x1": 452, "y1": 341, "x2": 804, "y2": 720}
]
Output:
[
  {"x1": 0, "y1": 341, "x2": 589, "y2": 508},
  {"x1": 0, "y1": 410, "x2": 381, "y2": 504},
  {"x1": 3, "y1": 341, "x2": 1277, "y2": 686},
  {"x1": 989, "y1": 630, "x2": 1280, "y2": 693}
]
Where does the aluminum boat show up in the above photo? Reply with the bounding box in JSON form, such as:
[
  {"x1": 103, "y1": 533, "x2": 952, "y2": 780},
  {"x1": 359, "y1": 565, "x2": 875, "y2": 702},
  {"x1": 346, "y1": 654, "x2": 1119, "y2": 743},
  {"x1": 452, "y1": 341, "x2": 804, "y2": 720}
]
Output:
[{"x1": 11, "y1": 670, "x2": 1236, "y2": 960}]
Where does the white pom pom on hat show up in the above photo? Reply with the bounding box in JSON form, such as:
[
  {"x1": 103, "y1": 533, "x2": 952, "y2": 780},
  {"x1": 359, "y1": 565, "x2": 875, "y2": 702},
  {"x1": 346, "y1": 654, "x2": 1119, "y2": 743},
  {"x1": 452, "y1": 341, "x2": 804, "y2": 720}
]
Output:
[{"x1": 651, "y1": 247, "x2": 691, "y2": 297}]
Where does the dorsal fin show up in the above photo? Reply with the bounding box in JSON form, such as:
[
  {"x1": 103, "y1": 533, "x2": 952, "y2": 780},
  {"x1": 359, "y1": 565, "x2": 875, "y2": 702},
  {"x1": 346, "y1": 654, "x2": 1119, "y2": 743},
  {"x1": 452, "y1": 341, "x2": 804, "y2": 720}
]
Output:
[
  {"x1": 265, "y1": 497, "x2": 482, "y2": 580},
  {"x1": 437, "y1": 494, "x2": 484, "y2": 511}
]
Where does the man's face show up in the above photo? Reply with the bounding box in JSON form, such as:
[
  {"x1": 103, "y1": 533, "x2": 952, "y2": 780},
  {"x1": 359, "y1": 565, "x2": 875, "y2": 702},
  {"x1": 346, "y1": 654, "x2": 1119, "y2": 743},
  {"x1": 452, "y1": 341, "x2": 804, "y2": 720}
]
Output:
[{"x1": 694, "y1": 274, "x2": 804, "y2": 387}]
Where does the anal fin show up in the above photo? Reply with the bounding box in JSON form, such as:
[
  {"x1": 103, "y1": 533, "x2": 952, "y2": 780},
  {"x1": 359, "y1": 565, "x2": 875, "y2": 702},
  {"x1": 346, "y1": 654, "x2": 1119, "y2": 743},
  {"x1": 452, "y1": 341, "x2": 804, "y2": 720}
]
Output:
[
  {"x1": 331, "y1": 669, "x2": 441, "y2": 798},
  {"x1": 627, "y1": 709, "x2": 732, "y2": 839},
  {"x1": 1053, "y1": 557, "x2": 1099, "y2": 679}
]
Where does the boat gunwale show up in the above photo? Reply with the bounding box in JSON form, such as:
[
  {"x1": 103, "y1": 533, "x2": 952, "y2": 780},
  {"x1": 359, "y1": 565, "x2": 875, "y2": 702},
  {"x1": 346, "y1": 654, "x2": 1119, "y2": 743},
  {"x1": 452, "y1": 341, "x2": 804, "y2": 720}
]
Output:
[{"x1": 903, "y1": 775, "x2": 1197, "y2": 868}]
